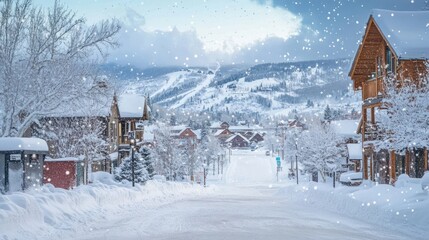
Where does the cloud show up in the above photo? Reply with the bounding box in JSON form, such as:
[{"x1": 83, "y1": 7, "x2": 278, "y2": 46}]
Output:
[
  {"x1": 110, "y1": 0, "x2": 306, "y2": 68},
  {"x1": 110, "y1": 26, "x2": 211, "y2": 68}
]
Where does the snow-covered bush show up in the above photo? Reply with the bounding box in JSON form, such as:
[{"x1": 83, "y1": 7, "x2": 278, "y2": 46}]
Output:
[
  {"x1": 395, "y1": 174, "x2": 410, "y2": 188},
  {"x1": 421, "y1": 172, "x2": 429, "y2": 191}
]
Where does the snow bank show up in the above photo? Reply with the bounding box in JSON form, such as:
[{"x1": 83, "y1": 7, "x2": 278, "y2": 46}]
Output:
[
  {"x1": 0, "y1": 173, "x2": 214, "y2": 239},
  {"x1": 277, "y1": 180, "x2": 429, "y2": 236}
]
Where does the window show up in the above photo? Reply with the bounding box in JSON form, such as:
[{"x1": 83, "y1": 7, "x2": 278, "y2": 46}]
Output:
[
  {"x1": 376, "y1": 56, "x2": 382, "y2": 77},
  {"x1": 385, "y1": 47, "x2": 395, "y2": 73}
]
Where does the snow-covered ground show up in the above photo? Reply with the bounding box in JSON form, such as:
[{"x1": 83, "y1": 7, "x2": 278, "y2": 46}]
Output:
[{"x1": 1, "y1": 149, "x2": 428, "y2": 239}]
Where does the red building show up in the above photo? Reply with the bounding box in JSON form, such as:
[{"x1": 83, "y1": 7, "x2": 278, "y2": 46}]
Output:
[{"x1": 43, "y1": 158, "x2": 84, "y2": 189}]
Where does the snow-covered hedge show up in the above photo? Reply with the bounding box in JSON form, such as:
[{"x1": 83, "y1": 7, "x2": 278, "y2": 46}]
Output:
[{"x1": 0, "y1": 172, "x2": 213, "y2": 239}]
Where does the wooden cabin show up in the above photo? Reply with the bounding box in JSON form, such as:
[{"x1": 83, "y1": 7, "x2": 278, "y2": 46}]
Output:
[{"x1": 349, "y1": 9, "x2": 429, "y2": 183}]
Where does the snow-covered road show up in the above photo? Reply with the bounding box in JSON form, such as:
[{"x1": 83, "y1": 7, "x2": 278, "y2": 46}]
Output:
[{"x1": 62, "y1": 150, "x2": 415, "y2": 240}]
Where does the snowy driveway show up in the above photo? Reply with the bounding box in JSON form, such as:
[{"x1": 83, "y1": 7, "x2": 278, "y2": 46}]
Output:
[{"x1": 63, "y1": 150, "x2": 415, "y2": 240}]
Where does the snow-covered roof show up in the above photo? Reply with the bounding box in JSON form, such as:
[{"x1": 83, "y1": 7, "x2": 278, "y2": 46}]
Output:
[
  {"x1": 45, "y1": 157, "x2": 81, "y2": 162},
  {"x1": 210, "y1": 121, "x2": 228, "y2": 129},
  {"x1": 372, "y1": 9, "x2": 429, "y2": 60},
  {"x1": 331, "y1": 120, "x2": 359, "y2": 137},
  {"x1": 229, "y1": 125, "x2": 263, "y2": 132},
  {"x1": 0, "y1": 138, "x2": 49, "y2": 152},
  {"x1": 347, "y1": 143, "x2": 362, "y2": 160},
  {"x1": 118, "y1": 94, "x2": 145, "y2": 118},
  {"x1": 225, "y1": 133, "x2": 250, "y2": 143},
  {"x1": 48, "y1": 93, "x2": 112, "y2": 118},
  {"x1": 194, "y1": 129, "x2": 202, "y2": 140}
]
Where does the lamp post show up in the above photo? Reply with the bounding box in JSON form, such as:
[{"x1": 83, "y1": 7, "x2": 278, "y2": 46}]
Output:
[
  {"x1": 130, "y1": 138, "x2": 135, "y2": 187},
  {"x1": 202, "y1": 163, "x2": 207, "y2": 187}
]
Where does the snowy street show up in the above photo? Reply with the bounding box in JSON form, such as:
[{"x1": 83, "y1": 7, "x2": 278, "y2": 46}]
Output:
[{"x1": 59, "y1": 150, "x2": 415, "y2": 240}]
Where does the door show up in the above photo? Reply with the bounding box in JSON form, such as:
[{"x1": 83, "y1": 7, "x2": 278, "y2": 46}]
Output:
[{"x1": 8, "y1": 154, "x2": 23, "y2": 192}]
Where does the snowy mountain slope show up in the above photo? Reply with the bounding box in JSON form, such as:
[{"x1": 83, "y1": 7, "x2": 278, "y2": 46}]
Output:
[{"x1": 114, "y1": 59, "x2": 359, "y2": 114}]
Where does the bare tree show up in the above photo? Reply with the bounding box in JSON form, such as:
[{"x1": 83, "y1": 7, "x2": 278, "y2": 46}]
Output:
[{"x1": 0, "y1": 0, "x2": 120, "y2": 137}]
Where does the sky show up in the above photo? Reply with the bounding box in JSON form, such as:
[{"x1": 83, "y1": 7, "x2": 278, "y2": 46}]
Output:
[{"x1": 33, "y1": 0, "x2": 428, "y2": 68}]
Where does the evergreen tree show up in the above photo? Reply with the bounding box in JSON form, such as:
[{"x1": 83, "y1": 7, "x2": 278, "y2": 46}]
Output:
[
  {"x1": 170, "y1": 114, "x2": 177, "y2": 126},
  {"x1": 323, "y1": 105, "x2": 333, "y2": 123},
  {"x1": 306, "y1": 99, "x2": 314, "y2": 108},
  {"x1": 115, "y1": 153, "x2": 149, "y2": 184},
  {"x1": 140, "y1": 146, "x2": 155, "y2": 179}
]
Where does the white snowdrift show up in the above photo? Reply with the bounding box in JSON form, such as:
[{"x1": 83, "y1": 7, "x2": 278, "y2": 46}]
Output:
[
  {"x1": 277, "y1": 178, "x2": 429, "y2": 236},
  {"x1": 0, "y1": 172, "x2": 214, "y2": 240}
]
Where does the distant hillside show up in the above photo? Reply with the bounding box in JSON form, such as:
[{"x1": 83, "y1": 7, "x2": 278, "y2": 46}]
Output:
[{"x1": 106, "y1": 58, "x2": 359, "y2": 115}]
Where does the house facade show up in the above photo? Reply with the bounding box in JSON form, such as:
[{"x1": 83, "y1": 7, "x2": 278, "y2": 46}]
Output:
[{"x1": 349, "y1": 9, "x2": 429, "y2": 184}]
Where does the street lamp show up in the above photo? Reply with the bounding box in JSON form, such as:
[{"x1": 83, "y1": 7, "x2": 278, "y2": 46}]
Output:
[
  {"x1": 202, "y1": 163, "x2": 207, "y2": 187},
  {"x1": 130, "y1": 138, "x2": 135, "y2": 187}
]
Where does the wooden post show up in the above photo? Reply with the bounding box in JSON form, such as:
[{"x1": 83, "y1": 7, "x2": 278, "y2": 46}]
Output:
[
  {"x1": 362, "y1": 107, "x2": 368, "y2": 180},
  {"x1": 390, "y1": 150, "x2": 396, "y2": 185},
  {"x1": 370, "y1": 107, "x2": 375, "y2": 124},
  {"x1": 363, "y1": 152, "x2": 368, "y2": 180},
  {"x1": 424, "y1": 147, "x2": 428, "y2": 171},
  {"x1": 370, "y1": 151, "x2": 374, "y2": 181},
  {"x1": 405, "y1": 149, "x2": 410, "y2": 175}
]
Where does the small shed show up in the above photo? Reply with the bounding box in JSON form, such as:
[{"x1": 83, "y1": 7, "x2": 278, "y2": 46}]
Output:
[
  {"x1": 43, "y1": 158, "x2": 84, "y2": 189},
  {"x1": 0, "y1": 137, "x2": 48, "y2": 193},
  {"x1": 347, "y1": 143, "x2": 363, "y2": 172}
]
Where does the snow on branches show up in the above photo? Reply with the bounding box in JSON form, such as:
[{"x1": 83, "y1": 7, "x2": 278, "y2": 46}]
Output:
[
  {"x1": 296, "y1": 119, "x2": 344, "y2": 182},
  {"x1": 375, "y1": 68, "x2": 429, "y2": 154},
  {"x1": 0, "y1": 0, "x2": 120, "y2": 137}
]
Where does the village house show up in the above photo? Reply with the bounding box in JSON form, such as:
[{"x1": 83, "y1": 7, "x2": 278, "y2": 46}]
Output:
[
  {"x1": 110, "y1": 93, "x2": 151, "y2": 164},
  {"x1": 211, "y1": 121, "x2": 265, "y2": 147},
  {"x1": 349, "y1": 9, "x2": 429, "y2": 184},
  {"x1": 225, "y1": 133, "x2": 250, "y2": 148}
]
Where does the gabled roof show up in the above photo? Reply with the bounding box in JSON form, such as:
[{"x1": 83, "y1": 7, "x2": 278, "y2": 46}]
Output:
[
  {"x1": 225, "y1": 133, "x2": 250, "y2": 143},
  {"x1": 371, "y1": 9, "x2": 429, "y2": 60},
  {"x1": 349, "y1": 9, "x2": 429, "y2": 88},
  {"x1": 118, "y1": 94, "x2": 146, "y2": 118},
  {"x1": 347, "y1": 143, "x2": 363, "y2": 160},
  {"x1": 214, "y1": 129, "x2": 231, "y2": 136}
]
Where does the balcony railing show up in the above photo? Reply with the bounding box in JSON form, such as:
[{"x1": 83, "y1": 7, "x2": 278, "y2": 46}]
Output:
[
  {"x1": 363, "y1": 77, "x2": 383, "y2": 101},
  {"x1": 364, "y1": 122, "x2": 386, "y2": 142}
]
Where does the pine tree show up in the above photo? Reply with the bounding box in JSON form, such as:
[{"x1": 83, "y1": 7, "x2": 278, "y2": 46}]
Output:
[
  {"x1": 115, "y1": 153, "x2": 149, "y2": 184},
  {"x1": 323, "y1": 105, "x2": 333, "y2": 123},
  {"x1": 140, "y1": 146, "x2": 155, "y2": 179}
]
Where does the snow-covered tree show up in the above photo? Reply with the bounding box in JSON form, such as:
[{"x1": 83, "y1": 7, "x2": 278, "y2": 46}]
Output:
[
  {"x1": 297, "y1": 119, "x2": 344, "y2": 182},
  {"x1": 375, "y1": 71, "x2": 429, "y2": 153},
  {"x1": 115, "y1": 153, "x2": 149, "y2": 184},
  {"x1": 34, "y1": 116, "x2": 109, "y2": 184},
  {"x1": 323, "y1": 105, "x2": 333, "y2": 123},
  {"x1": 139, "y1": 146, "x2": 155, "y2": 179},
  {"x1": 152, "y1": 123, "x2": 183, "y2": 180},
  {"x1": 0, "y1": 0, "x2": 120, "y2": 137},
  {"x1": 197, "y1": 134, "x2": 223, "y2": 174}
]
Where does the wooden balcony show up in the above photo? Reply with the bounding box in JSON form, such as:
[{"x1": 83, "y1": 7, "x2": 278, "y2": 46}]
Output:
[{"x1": 362, "y1": 77, "x2": 384, "y2": 107}]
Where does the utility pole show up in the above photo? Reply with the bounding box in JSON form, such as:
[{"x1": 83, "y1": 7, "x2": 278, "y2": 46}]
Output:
[
  {"x1": 296, "y1": 155, "x2": 299, "y2": 185},
  {"x1": 218, "y1": 155, "x2": 220, "y2": 175},
  {"x1": 131, "y1": 138, "x2": 135, "y2": 187}
]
